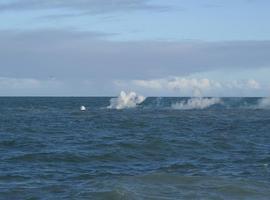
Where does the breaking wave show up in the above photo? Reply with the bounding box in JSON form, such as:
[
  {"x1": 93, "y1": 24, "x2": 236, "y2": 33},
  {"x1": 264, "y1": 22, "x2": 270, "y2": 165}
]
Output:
[
  {"x1": 106, "y1": 95, "x2": 270, "y2": 110},
  {"x1": 256, "y1": 97, "x2": 270, "y2": 109},
  {"x1": 171, "y1": 98, "x2": 221, "y2": 110},
  {"x1": 107, "y1": 91, "x2": 146, "y2": 109}
]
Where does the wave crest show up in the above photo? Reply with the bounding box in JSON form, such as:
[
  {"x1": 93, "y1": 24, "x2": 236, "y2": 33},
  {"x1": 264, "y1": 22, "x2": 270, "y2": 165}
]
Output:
[
  {"x1": 257, "y1": 97, "x2": 270, "y2": 109},
  {"x1": 171, "y1": 98, "x2": 221, "y2": 110},
  {"x1": 107, "y1": 91, "x2": 146, "y2": 109}
]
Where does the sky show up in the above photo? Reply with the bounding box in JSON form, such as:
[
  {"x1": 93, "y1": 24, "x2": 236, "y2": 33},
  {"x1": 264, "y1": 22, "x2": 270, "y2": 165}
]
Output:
[{"x1": 0, "y1": 0, "x2": 270, "y2": 96}]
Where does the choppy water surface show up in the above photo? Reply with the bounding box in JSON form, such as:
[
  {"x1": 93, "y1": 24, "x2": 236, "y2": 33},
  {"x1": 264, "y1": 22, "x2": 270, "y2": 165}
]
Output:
[{"x1": 0, "y1": 97, "x2": 270, "y2": 199}]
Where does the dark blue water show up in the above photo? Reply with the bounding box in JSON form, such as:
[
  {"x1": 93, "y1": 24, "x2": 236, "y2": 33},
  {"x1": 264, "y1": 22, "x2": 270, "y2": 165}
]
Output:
[{"x1": 1, "y1": 97, "x2": 270, "y2": 199}]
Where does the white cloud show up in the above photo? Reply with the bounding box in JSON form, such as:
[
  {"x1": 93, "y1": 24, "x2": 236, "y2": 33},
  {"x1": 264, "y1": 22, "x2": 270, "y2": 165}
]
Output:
[
  {"x1": 167, "y1": 78, "x2": 212, "y2": 90},
  {"x1": 132, "y1": 79, "x2": 163, "y2": 89},
  {"x1": 115, "y1": 76, "x2": 263, "y2": 97},
  {"x1": 247, "y1": 79, "x2": 260, "y2": 89},
  {"x1": 225, "y1": 79, "x2": 261, "y2": 90},
  {"x1": 132, "y1": 77, "x2": 216, "y2": 90}
]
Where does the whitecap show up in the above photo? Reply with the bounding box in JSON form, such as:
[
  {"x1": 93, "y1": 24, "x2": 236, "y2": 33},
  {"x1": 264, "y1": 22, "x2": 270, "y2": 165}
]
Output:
[{"x1": 256, "y1": 97, "x2": 270, "y2": 109}]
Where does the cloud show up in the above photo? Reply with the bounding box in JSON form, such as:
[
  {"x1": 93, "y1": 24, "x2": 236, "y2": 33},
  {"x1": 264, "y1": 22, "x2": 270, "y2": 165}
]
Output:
[
  {"x1": 0, "y1": 0, "x2": 167, "y2": 14},
  {"x1": 0, "y1": 76, "x2": 264, "y2": 97},
  {"x1": 0, "y1": 29, "x2": 269, "y2": 96},
  {"x1": 132, "y1": 79, "x2": 163, "y2": 89},
  {"x1": 1, "y1": 29, "x2": 270, "y2": 81},
  {"x1": 246, "y1": 79, "x2": 260, "y2": 89},
  {"x1": 117, "y1": 77, "x2": 262, "y2": 96},
  {"x1": 224, "y1": 79, "x2": 261, "y2": 90},
  {"x1": 132, "y1": 78, "x2": 217, "y2": 93},
  {"x1": 132, "y1": 77, "x2": 216, "y2": 96}
]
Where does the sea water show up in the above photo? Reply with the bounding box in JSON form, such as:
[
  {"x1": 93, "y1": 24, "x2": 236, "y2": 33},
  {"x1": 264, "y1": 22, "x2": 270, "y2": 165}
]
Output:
[{"x1": 0, "y1": 96, "x2": 270, "y2": 199}]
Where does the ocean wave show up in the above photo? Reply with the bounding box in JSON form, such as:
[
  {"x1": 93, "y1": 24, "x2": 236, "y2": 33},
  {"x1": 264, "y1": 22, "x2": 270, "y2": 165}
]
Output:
[
  {"x1": 256, "y1": 97, "x2": 270, "y2": 109},
  {"x1": 91, "y1": 173, "x2": 270, "y2": 199},
  {"x1": 106, "y1": 96, "x2": 270, "y2": 110},
  {"x1": 171, "y1": 97, "x2": 221, "y2": 110},
  {"x1": 107, "y1": 91, "x2": 145, "y2": 109}
]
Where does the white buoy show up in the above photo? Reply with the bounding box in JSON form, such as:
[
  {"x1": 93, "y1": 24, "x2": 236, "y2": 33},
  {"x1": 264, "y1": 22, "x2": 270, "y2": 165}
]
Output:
[{"x1": 80, "y1": 106, "x2": 86, "y2": 111}]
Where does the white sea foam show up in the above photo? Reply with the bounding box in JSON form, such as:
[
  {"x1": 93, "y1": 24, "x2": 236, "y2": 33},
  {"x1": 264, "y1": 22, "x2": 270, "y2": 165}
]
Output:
[
  {"x1": 256, "y1": 97, "x2": 270, "y2": 109},
  {"x1": 171, "y1": 97, "x2": 221, "y2": 110},
  {"x1": 107, "y1": 91, "x2": 146, "y2": 109},
  {"x1": 80, "y1": 106, "x2": 86, "y2": 111}
]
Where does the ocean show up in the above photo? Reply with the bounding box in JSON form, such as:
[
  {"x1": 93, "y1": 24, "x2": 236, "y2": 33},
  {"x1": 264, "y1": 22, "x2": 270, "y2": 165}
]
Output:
[{"x1": 0, "y1": 96, "x2": 270, "y2": 199}]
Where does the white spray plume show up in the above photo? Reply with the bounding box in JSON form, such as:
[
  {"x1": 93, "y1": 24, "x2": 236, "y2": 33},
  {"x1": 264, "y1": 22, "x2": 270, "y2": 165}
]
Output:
[
  {"x1": 107, "y1": 91, "x2": 146, "y2": 109},
  {"x1": 171, "y1": 97, "x2": 221, "y2": 110},
  {"x1": 257, "y1": 97, "x2": 270, "y2": 109}
]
